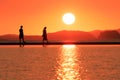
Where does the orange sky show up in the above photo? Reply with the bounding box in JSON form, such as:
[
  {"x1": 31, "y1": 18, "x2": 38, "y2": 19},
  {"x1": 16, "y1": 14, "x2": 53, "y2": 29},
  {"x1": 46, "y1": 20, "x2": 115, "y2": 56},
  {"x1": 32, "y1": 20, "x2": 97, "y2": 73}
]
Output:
[{"x1": 0, "y1": 0, "x2": 120, "y2": 35}]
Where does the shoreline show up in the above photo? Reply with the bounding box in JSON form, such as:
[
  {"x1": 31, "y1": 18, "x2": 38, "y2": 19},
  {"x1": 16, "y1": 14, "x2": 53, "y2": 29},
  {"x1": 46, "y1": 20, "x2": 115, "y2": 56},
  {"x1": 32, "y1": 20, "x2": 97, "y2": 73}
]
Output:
[{"x1": 0, "y1": 42, "x2": 120, "y2": 45}]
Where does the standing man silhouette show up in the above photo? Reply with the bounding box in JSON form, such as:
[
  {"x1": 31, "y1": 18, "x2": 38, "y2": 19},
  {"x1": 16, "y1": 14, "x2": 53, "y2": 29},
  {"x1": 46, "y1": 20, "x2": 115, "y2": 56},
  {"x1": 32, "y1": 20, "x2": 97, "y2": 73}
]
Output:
[
  {"x1": 42, "y1": 26, "x2": 48, "y2": 45},
  {"x1": 19, "y1": 25, "x2": 25, "y2": 47}
]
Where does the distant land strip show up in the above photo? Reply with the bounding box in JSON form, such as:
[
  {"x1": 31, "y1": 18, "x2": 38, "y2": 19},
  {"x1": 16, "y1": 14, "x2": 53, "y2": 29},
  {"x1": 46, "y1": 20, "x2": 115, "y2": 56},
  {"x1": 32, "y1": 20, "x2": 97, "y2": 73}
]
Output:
[{"x1": 0, "y1": 42, "x2": 120, "y2": 45}]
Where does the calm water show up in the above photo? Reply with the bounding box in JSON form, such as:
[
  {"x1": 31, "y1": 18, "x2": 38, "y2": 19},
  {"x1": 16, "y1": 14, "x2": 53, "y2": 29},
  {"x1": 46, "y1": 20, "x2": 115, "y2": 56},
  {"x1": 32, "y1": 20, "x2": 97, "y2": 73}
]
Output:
[{"x1": 0, "y1": 45, "x2": 120, "y2": 80}]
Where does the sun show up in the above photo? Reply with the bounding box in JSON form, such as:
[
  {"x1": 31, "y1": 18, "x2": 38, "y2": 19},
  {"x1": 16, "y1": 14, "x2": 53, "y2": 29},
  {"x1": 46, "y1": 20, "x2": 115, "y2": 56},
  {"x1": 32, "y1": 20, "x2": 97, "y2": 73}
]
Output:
[{"x1": 62, "y1": 13, "x2": 75, "y2": 25}]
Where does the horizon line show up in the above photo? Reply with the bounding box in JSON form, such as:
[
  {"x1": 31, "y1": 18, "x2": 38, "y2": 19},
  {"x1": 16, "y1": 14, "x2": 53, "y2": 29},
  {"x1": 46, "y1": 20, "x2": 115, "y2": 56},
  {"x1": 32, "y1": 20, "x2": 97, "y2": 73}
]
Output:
[{"x1": 0, "y1": 42, "x2": 120, "y2": 45}]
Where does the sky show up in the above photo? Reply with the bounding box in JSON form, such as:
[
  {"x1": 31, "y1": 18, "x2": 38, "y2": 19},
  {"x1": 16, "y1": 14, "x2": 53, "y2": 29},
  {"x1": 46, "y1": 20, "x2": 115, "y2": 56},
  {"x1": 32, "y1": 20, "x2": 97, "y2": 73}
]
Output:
[{"x1": 0, "y1": 0, "x2": 120, "y2": 35}]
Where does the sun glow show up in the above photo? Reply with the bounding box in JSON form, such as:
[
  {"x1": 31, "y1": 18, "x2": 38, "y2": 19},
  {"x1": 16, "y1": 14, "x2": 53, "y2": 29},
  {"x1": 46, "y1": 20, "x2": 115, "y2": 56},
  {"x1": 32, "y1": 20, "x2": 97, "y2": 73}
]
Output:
[
  {"x1": 62, "y1": 13, "x2": 75, "y2": 25},
  {"x1": 56, "y1": 45, "x2": 80, "y2": 80},
  {"x1": 62, "y1": 45, "x2": 76, "y2": 48}
]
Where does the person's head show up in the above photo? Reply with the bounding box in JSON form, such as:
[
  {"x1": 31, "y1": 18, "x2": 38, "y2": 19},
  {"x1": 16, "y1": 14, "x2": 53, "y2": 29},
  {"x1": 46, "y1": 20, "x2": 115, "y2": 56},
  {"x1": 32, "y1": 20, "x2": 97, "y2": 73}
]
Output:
[
  {"x1": 20, "y1": 25, "x2": 23, "y2": 29},
  {"x1": 44, "y1": 26, "x2": 47, "y2": 29}
]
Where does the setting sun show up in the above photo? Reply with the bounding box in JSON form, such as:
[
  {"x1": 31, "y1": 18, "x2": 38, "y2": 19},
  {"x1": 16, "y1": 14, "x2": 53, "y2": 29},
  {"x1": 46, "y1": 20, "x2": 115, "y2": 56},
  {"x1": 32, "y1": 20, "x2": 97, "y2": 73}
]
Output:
[{"x1": 62, "y1": 13, "x2": 75, "y2": 25}]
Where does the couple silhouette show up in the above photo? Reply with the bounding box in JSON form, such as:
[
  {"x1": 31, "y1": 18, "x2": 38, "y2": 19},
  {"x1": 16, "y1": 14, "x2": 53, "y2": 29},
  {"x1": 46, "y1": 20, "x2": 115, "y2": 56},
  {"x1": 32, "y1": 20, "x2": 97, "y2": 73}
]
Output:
[{"x1": 19, "y1": 25, "x2": 48, "y2": 47}]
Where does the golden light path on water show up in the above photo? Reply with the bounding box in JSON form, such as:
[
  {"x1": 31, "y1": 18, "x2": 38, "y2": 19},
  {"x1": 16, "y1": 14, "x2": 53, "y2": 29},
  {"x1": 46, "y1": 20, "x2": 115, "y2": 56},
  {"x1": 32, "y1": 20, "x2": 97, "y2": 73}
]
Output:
[{"x1": 57, "y1": 45, "x2": 81, "y2": 80}]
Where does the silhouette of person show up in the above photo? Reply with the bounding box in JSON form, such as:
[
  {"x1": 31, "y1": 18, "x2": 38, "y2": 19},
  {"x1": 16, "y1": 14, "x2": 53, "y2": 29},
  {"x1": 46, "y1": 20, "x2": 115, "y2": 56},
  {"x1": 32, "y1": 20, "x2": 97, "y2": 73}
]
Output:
[
  {"x1": 19, "y1": 25, "x2": 25, "y2": 47},
  {"x1": 42, "y1": 27, "x2": 48, "y2": 45}
]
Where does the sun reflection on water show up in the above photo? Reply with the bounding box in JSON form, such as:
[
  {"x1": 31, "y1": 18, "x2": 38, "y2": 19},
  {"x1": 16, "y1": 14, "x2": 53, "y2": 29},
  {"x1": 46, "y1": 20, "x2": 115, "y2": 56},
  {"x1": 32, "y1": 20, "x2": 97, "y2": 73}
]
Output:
[{"x1": 57, "y1": 45, "x2": 80, "y2": 80}]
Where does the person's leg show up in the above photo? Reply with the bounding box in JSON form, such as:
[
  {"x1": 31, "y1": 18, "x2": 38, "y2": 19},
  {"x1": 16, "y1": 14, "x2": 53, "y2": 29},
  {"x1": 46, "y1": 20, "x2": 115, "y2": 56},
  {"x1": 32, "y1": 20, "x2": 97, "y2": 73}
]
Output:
[
  {"x1": 19, "y1": 38, "x2": 21, "y2": 47},
  {"x1": 22, "y1": 38, "x2": 24, "y2": 47}
]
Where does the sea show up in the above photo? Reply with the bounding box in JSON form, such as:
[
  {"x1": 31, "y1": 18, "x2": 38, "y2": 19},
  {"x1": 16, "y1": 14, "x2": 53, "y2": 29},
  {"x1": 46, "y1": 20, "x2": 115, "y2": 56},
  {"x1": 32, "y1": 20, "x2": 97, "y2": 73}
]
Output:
[{"x1": 0, "y1": 45, "x2": 120, "y2": 80}]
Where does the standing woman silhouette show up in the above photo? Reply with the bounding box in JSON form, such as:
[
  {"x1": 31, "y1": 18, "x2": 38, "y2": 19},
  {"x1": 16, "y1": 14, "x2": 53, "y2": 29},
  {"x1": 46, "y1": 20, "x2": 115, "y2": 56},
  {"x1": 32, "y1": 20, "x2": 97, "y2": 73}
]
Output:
[
  {"x1": 42, "y1": 27, "x2": 48, "y2": 45},
  {"x1": 19, "y1": 25, "x2": 25, "y2": 47}
]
